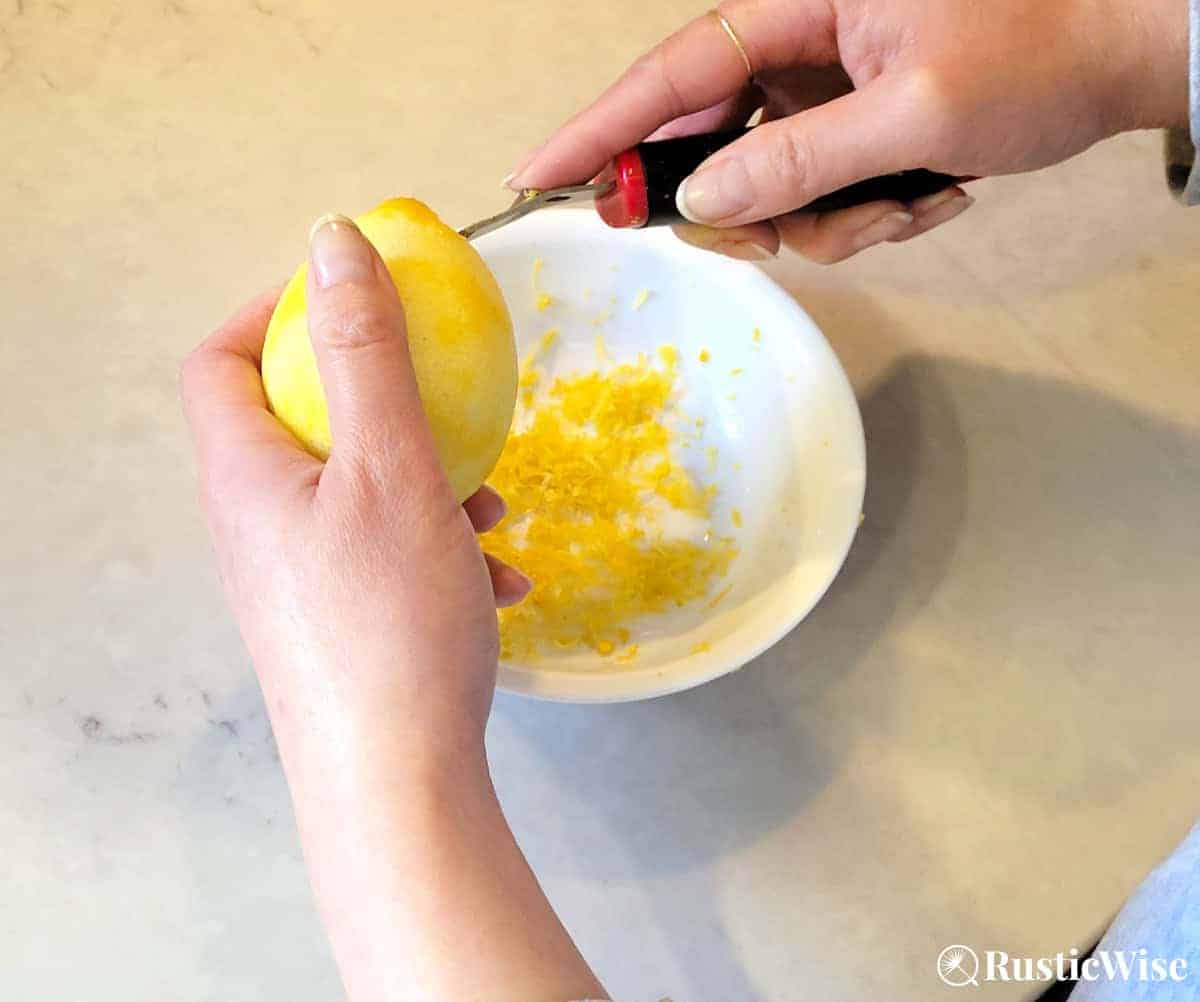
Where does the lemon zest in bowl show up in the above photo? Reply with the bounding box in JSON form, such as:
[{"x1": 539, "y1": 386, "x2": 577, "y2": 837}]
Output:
[{"x1": 486, "y1": 348, "x2": 737, "y2": 662}]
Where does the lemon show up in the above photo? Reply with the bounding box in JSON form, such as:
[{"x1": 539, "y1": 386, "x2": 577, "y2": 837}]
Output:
[{"x1": 262, "y1": 198, "x2": 517, "y2": 501}]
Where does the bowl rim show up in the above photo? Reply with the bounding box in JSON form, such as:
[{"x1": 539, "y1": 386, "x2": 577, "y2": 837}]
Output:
[{"x1": 474, "y1": 210, "x2": 866, "y2": 703}]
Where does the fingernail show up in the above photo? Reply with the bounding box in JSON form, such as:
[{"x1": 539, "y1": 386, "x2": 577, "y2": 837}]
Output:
[
  {"x1": 713, "y1": 240, "x2": 775, "y2": 261},
  {"x1": 676, "y1": 160, "x2": 754, "y2": 224},
  {"x1": 913, "y1": 193, "x2": 974, "y2": 229},
  {"x1": 850, "y1": 210, "x2": 914, "y2": 253},
  {"x1": 480, "y1": 487, "x2": 508, "y2": 524},
  {"x1": 910, "y1": 187, "x2": 963, "y2": 214},
  {"x1": 499, "y1": 567, "x2": 533, "y2": 606},
  {"x1": 308, "y1": 213, "x2": 375, "y2": 289},
  {"x1": 501, "y1": 172, "x2": 515, "y2": 189},
  {"x1": 674, "y1": 224, "x2": 776, "y2": 260},
  {"x1": 505, "y1": 145, "x2": 542, "y2": 189}
]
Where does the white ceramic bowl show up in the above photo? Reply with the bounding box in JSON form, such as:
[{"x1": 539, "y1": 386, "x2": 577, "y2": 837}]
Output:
[{"x1": 474, "y1": 210, "x2": 865, "y2": 702}]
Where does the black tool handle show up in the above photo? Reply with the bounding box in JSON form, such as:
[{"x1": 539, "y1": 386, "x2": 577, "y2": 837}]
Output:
[{"x1": 631, "y1": 130, "x2": 962, "y2": 225}]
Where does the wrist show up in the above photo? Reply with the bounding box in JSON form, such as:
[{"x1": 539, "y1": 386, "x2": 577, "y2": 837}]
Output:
[
  {"x1": 264, "y1": 683, "x2": 493, "y2": 806},
  {"x1": 251, "y1": 642, "x2": 494, "y2": 788}
]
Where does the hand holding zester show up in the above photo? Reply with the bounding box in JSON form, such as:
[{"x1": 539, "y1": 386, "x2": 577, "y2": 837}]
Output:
[{"x1": 505, "y1": 0, "x2": 1188, "y2": 263}]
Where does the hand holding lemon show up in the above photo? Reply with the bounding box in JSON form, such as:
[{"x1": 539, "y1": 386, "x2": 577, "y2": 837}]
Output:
[
  {"x1": 183, "y1": 202, "x2": 531, "y2": 737},
  {"x1": 181, "y1": 204, "x2": 600, "y2": 1001}
]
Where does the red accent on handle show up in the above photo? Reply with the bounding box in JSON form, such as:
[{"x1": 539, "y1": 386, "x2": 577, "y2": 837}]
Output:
[{"x1": 595, "y1": 148, "x2": 649, "y2": 229}]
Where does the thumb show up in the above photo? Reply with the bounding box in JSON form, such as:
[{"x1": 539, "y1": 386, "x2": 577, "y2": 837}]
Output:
[
  {"x1": 305, "y1": 214, "x2": 442, "y2": 489},
  {"x1": 675, "y1": 82, "x2": 926, "y2": 227}
]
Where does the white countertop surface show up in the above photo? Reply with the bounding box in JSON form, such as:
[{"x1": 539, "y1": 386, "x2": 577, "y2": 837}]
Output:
[{"x1": 3, "y1": 1, "x2": 1200, "y2": 999}]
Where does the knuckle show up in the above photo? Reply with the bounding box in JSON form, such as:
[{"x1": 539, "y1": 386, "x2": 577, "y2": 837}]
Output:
[
  {"x1": 801, "y1": 243, "x2": 848, "y2": 266},
  {"x1": 631, "y1": 42, "x2": 686, "y2": 121},
  {"x1": 766, "y1": 129, "x2": 817, "y2": 199},
  {"x1": 628, "y1": 49, "x2": 660, "y2": 91},
  {"x1": 178, "y1": 346, "x2": 208, "y2": 398},
  {"x1": 897, "y1": 67, "x2": 959, "y2": 154},
  {"x1": 314, "y1": 294, "x2": 398, "y2": 352},
  {"x1": 777, "y1": 214, "x2": 845, "y2": 265},
  {"x1": 654, "y1": 36, "x2": 689, "y2": 120},
  {"x1": 908, "y1": 65, "x2": 955, "y2": 112}
]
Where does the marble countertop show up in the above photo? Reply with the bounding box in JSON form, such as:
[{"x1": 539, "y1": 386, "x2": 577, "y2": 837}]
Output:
[{"x1": 3, "y1": 1, "x2": 1199, "y2": 999}]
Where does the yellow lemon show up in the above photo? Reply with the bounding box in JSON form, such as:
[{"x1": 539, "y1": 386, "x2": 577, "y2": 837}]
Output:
[{"x1": 262, "y1": 198, "x2": 517, "y2": 501}]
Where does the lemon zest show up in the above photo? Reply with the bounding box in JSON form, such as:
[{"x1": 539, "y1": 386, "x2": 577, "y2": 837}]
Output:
[
  {"x1": 486, "y1": 349, "x2": 736, "y2": 661},
  {"x1": 705, "y1": 584, "x2": 734, "y2": 610}
]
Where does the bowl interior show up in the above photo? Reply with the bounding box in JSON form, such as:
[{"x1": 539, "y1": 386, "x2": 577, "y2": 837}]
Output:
[{"x1": 474, "y1": 210, "x2": 865, "y2": 702}]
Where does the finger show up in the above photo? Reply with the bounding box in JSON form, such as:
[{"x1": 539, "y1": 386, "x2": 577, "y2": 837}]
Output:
[
  {"x1": 775, "y1": 201, "x2": 914, "y2": 265},
  {"x1": 199, "y1": 286, "x2": 283, "y2": 364},
  {"x1": 644, "y1": 87, "x2": 761, "y2": 142},
  {"x1": 463, "y1": 486, "x2": 507, "y2": 534},
  {"x1": 181, "y1": 287, "x2": 321, "y2": 497},
  {"x1": 887, "y1": 187, "x2": 975, "y2": 243},
  {"x1": 676, "y1": 82, "x2": 927, "y2": 227},
  {"x1": 508, "y1": 1, "x2": 836, "y2": 190},
  {"x1": 672, "y1": 221, "x2": 780, "y2": 261},
  {"x1": 485, "y1": 553, "x2": 532, "y2": 609},
  {"x1": 304, "y1": 214, "x2": 445, "y2": 493}
]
